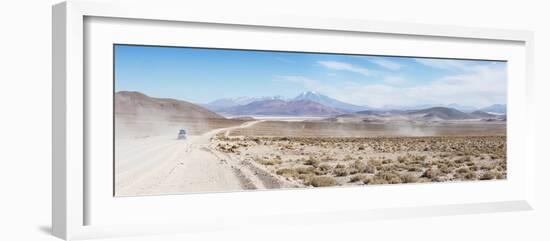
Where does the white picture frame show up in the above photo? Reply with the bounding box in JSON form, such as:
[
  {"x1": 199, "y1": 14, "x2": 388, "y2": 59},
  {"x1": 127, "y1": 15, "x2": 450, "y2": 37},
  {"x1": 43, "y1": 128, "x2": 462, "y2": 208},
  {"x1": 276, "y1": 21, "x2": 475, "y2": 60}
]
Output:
[{"x1": 52, "y1": 0, "x2": 535, "y2": 240}]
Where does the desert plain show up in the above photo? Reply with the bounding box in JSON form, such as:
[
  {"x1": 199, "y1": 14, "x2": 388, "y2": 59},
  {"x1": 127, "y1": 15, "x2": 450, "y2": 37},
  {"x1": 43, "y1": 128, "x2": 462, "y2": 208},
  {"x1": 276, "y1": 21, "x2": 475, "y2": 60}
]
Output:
[{"x1": 114, "y1": 91, "x2": 506, "y2": 196}]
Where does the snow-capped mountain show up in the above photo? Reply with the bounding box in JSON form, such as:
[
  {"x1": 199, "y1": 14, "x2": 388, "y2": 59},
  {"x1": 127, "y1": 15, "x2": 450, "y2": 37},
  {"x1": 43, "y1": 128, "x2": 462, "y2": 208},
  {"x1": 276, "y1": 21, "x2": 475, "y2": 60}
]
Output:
[
  {"x1": 292, "y1": 91, "x2": 369, "y2": 112},
  {"x1": 221, "y1": 99, "x2": 348, "y2": 116}
]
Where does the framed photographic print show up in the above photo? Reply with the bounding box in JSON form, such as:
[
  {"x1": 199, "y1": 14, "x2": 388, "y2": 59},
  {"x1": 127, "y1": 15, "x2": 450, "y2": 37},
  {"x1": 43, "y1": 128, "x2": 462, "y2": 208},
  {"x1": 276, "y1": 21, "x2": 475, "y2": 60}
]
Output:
[
  {"x1": 52, "y1": 0, "x2": 535, "y2": 240},
  {"x1": 113, "y1": 44, "x2": 509, "y2": 196}
]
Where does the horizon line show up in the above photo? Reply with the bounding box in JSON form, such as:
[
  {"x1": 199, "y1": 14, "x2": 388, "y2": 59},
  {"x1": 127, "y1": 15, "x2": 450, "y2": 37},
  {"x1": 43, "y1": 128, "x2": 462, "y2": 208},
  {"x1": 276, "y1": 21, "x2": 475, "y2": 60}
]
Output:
[{"x1": 115, "y1": 90, "x2": 506, "y2": 110}]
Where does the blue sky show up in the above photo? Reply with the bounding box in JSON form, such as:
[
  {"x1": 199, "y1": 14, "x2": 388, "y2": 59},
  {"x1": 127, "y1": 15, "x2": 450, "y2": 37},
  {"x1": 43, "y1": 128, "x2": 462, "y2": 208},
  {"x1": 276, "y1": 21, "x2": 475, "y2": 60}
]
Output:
[{"x1": 115, "y1": 44, "x2": 507, "y2": 108}]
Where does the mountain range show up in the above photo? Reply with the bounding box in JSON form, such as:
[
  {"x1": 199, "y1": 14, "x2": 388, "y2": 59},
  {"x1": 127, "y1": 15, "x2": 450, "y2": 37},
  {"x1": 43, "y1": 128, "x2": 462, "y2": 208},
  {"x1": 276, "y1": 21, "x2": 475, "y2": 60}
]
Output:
[
  {"x1": 115, "y1": 91, "x2": 506, "y2": 121},
  {"x1": 204, "y1": 91, "x2": 506, "y2": 116},
  {"x1": 204, "y1": 96, "x2": 285, "y2": 112},
  {"x1": 332, "y1": 106, "x2": 506, "y2": 124},
  {"x1": 220, "y1": 99, "x2": 348, "y2": 116},
  {"x1": 292, "y1": 91, "x2": 369, "y2": 112}
]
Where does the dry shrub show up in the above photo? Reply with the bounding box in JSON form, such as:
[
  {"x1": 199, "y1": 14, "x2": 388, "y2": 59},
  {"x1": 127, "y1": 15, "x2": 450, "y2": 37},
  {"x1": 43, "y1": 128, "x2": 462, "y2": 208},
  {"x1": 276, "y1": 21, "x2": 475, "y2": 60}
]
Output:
[
  {"x1": 333, "y1": 167, "x2": 349, "y2": 177},
  {"x1": 415, "y1": 155, "x2": 427, "y2": 162},
  {"x1": 295, "y1": 166, "x2": 315, "y2": 175},
  {"x1": 363, "y1": 176, "x2": 389, "y2": 185},
  {"x1": 463, "y1": 172, "x2": 476, "y2": 180},
  {"x1": 349, "y1": 174, "x2": 365, "y2": 183},
  {"x1": 480, "y1": 171, "x2": 496, "y2": 180},
  {"x1": 369, "y1": 159, "x2": 382, "y2": 167},
  {"x1": 407, "y1": 166, "x2": 422, "y2": 172},
  {"x1": 480, "y1": 163, "x2": 496, "y2": 171},
  {"x1": 298, "y1": 174, "x2": 314, "y2": 183},
  {"x1": 309, "y1": 176, "x2": 338, "y2": 187},
  {"x1": 316, "y1": 164, "x2": 331, "y2": 172},
  {"x1": 455, "y1": 156, "x2": 471, "y2": 164},
  {"x1": 255, "y1": 157, "x2": 282, "y2": 166},
  {"x1": 456, "y1": 167, "x2": 470, "y2": 174},
  {"x1": 453, "y1": 167, "x2": 475, "y2": 180},
  {"x1": 364, "y1": 165, "x2": 376, "y2": 174},
  {"x1": 421, "y1": 168, "x2": 440, "y2": 179},
  {"x1": 348, "y1": 160, "x2": 367, "y2": 174},
  {"x1": 304, "y1": 156, "x2": 320, "y2": 167},
  {"x1": 276, "y1": 168, "x2": 298, "y2": 179},
  {"x1": 401, "y1": 174, "x2": 419, "y2": 183},
  {"x1": 375, "y1": 171, "x2": 402, "y2": 184},
  {"x1": 439, "y1": 165, "x2": 452, "y2": 174}
]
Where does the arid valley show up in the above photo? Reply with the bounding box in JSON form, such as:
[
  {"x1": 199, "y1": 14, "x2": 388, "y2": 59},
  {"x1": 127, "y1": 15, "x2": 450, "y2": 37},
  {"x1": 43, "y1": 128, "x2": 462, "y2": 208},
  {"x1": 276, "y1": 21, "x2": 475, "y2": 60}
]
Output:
[{"x1": 114, "y1": 91, "x2": 506, "y2": 196}]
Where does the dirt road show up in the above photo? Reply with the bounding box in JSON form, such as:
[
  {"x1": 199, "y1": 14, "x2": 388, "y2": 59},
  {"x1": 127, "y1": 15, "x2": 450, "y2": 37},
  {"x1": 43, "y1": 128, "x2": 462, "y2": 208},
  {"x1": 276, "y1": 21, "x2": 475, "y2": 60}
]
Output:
[{"x1": 114, "y1": 120, "x2": 290, "y2": 196}]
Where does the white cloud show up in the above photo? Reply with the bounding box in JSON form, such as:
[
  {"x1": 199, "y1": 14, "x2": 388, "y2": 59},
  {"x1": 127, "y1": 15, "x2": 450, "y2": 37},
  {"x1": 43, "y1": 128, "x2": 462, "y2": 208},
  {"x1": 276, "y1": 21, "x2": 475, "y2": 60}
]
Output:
[
  {"x1": 414, "y1": 58, "x2": 470, "y2": 71},
  {"x1": 369, "y1": 59, "x2": 402, "y2": 70},
  {"x1": 276, "y1": 62, "x2": 506, "y2": 108},
  {"x1": 318, "y1": 61, "x2": 371, "y2": 76},
  {"x1": 382, "y1": 76, "x2": 407, "y2": 86},
  {"x1": 274, "y1": 75, "x2": 320, "y2": 90}
]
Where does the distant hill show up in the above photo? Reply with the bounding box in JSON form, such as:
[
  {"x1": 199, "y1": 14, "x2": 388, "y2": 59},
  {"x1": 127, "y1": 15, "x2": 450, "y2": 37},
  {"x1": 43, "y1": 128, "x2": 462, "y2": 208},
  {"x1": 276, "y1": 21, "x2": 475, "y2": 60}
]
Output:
[
  {"x1": 379, "y1": 103, "x2": 476, "y2": 112},
  {"x1": 469, "y1": 110, "x2": 497, "y2": 119},
  {"x1": 408, "y1": 107, "x2": 473, "y2": 120},
  {"x1": 479, "y1": 104, "x2": 506, "y2": 114},
  {"x1": 204, "y1": 96, "x2": 284, "y2": 112},
  {"x1": 222, "y1": 99, "x2": 348, "y2": 116},
  {"x1": 446, "y1": 103, "x2": 477, "y2": 112},
  {"x1": 115, "y1": 91, "x2": 224, "y2": 119}
]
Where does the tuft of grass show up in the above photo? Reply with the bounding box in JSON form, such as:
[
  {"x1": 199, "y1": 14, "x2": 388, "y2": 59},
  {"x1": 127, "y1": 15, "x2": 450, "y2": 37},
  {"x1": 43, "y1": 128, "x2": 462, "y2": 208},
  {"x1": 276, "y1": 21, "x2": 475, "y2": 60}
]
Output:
[
  {"x1": 335, "y1": 163, "x2": 346, "y2": 169},
  {"x1": 364, "y1": 165, "x2": 376, "y2": 174},
  {"x1": 256, "y1": 158, "x2": 282, "y2": 165},
  {"x1": 276, "y1": 168, "x2": 298, "y2": 179},
  {"x1": 456, "y1": 167, "x2": 470, "y2": 174},
  {"x1": 480, "y1": 163, "x2": 496, "y2": 171},
  {"x1": 348, "y1": 160, "x2": 367, "y2": 174},
  {"x1": 363, "y1": 176, "x2": 389, "y2": 185},
  {"x1": 269, "y1": 159, "x2": 283, "y2": 165},
  {"x1": 480, "y1": 171, "x2": 496, "y2": 180},
  {"x1": 407, "y1": 166, "x2": 422, "y2": 172},
  {"x1": 309, "y1": 176, "x2": 338, "y2": 187},
  {"x1": 349, "y1": 174, "x2": 365, "y2": 183},
  {"x1": 298, "y1": 174, "x2": 314, "y2": 183},
  {"x1": 401, "y1": 174, "x2": 419, "y2": 183},
  {"x1": 375, "y1": 171, "x2": 402, "y2": 184},
  {"x1": 295, "y1": 166, "x2": 315, "y2": 175},
  {"x1": 454, "y1": 156, "x2": 469, "y2": 164},
  {"x1": 314, "y1": 164, "x2": 331, "y2": 175},
  {"x1": 333, "y1": 167, "x2": 349, "y2": 177},
  {"x1": 304, "y1": 156, "x2": 320, "y2": 167},
  {"x1": 421, "y1": 168, "x2": 440, "y2": 179},
  {"x1": 463, "y1": 172, "x2": 476, "y2": 180},
  {"x1": 368, "y1": 159, "x2": 382, "y2": 167},
  {"x1": 439, "y1": 165, "x2": 452, "y2": 174}
]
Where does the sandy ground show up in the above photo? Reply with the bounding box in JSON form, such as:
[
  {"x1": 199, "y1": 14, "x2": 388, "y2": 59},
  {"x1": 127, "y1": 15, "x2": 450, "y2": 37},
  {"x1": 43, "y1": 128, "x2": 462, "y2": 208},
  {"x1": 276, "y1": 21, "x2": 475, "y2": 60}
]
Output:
[
  {"x1": 115, "y1": 116, "x2": 506, "y2": 195},
  {"x1": 115, "y1": 120, "x2": 295, "y2": 196}
]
